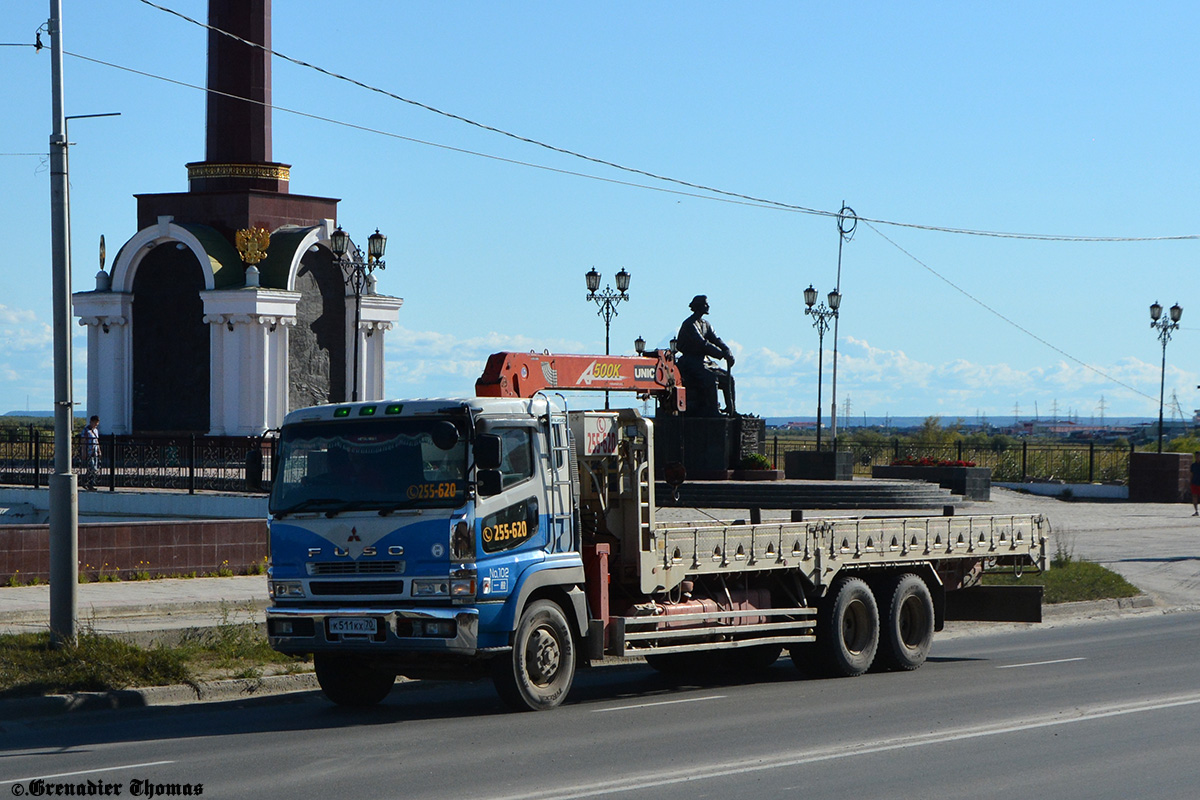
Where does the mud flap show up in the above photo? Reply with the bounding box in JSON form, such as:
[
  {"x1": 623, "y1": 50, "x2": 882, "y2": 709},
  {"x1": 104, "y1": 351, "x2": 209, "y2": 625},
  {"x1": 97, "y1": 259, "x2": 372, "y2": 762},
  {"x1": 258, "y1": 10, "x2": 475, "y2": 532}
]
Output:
[{"x1": 944, "y1": 586, "x2": 1043, "y2": 623}]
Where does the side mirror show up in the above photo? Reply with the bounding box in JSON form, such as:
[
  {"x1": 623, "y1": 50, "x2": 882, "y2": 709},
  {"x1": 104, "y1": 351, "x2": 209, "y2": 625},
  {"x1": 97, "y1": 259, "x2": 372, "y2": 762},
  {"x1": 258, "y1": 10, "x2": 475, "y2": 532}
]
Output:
[
  {"x1": 477, "y1": 468, "x2": 503, "y2": 497},
  {"x1": 475, "y1": 434, "x2": 502, "y2": 470},
  {"x1": 431, "y1": 421, "x2": 460, "y2": 451}
]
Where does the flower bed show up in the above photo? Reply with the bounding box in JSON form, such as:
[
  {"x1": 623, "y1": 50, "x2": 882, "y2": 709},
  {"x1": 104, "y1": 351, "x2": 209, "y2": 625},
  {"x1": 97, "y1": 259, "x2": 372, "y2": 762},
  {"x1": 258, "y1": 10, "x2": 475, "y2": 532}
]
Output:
[{"x1": 890, "y1": 457, "x2": 977, "y2": 468}]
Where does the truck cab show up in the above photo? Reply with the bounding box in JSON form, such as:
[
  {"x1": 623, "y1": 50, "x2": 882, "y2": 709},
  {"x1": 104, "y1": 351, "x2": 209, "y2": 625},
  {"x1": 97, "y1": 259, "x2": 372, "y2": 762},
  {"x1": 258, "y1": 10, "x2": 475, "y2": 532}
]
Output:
[{"x1": 266, "y1": 396, "x2": 587, "y2": 708}]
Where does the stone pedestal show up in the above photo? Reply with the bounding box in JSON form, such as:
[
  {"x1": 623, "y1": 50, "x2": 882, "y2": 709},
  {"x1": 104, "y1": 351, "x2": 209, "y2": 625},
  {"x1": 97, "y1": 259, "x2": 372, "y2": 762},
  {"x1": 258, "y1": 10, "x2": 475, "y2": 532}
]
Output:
[
  {"x1": 653, "y1": 415, "x2": 764, "y2": 479},
  {"x1": 784, "y1": 451, "x2": 854, "y2": 481}
]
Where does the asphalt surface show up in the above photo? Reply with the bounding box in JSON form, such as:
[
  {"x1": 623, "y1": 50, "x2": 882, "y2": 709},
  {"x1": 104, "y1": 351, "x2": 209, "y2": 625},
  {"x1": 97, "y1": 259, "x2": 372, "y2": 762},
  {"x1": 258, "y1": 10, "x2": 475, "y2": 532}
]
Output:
[{"x1": 2, "y1": 487, "x2": 1198, "y2": 715}]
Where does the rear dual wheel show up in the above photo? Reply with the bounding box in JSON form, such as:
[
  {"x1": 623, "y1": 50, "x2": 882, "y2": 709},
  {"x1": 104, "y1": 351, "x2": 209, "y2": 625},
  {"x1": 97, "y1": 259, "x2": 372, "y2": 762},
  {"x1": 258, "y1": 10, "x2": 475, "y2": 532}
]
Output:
[
  {"x1": 875, "y1": 574, "x2": 934, "y2": 671},
  {"x1": 811, "y1": 576, "x2": 879, "y2": 677},
  {"x1": 791, "y1": 574, "x2": 935, "y2": 677}
]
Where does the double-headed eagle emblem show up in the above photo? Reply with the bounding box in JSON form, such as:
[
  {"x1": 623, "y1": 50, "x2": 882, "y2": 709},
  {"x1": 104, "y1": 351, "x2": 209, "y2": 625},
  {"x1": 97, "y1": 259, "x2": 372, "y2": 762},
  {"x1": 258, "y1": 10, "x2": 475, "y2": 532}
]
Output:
[{"x1": 235, "y1": 227, "x2": 271, "y2": 265}]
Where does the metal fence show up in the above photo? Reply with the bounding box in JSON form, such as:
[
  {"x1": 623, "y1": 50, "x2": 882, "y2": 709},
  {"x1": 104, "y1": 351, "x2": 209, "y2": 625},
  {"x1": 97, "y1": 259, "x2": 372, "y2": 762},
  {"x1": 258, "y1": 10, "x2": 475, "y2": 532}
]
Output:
[
  {"x1": 768, "y1": 434, "x2": 1135, "y2": 484},
  {"x1": 0, "y1": 425, "x2": 1137, "y2": 491},
  {"x1": 0, "y1": 426, "x2": 276, "y2": 494}
]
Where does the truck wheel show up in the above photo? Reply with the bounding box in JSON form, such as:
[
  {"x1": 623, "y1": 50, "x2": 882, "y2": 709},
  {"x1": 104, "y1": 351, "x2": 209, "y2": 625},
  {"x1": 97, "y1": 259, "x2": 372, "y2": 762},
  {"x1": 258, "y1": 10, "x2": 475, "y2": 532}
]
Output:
[
  {"x1": 811, "y1": 577, "x2": 879, "y2": 677},
  {"x1": 313, "y1": 653, "x2": 396, "y2": 707},
  {"x1": 492, "y1": 600, "x2": 576, "y2": 711},
  {"x1": 875, "y1": 574, "x2": 934, "y2": 671}
]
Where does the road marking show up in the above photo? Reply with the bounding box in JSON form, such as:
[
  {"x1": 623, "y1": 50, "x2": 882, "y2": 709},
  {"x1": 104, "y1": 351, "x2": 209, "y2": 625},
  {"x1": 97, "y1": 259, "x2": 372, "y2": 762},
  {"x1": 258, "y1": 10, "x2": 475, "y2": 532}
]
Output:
[
  {"x1": 0, "y1": 761, "x2": 175, "y2": 787},
  {"x1": 997, "y1": 657, "x2": 1087, "y2": 669},
  {"x1": 489, "y1": 693, "x2": 1200, "y2": 800},
  {"x1": 592, "y1": 695, "x2": 726, "y2": 713}
]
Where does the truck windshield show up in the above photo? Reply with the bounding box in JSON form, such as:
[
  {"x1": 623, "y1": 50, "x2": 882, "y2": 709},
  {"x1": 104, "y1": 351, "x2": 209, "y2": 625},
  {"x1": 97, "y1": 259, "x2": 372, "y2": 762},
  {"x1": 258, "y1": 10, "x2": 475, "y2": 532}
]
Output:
[{"x1": 270, "y1": 418, "x2": 468, "y2": 515}]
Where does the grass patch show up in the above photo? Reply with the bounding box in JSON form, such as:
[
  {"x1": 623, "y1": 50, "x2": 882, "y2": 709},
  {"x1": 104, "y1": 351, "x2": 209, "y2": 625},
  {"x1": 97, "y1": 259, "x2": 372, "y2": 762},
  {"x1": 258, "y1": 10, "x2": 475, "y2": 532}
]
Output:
[
  {"x1": 0, "y1": 630, "x2": 193, "y2": 699},
  {"x1": 984, "y1": 559, "x2": 1141, "y2": 604},
  {"x1": 172, "y1": 604, "x2": 307, "y2": 681},
  {"x1": 0, "y1": 606, "x2": 310, "y2": 698},
  {"x1": 984, "y1": 529, "x2": 1140, "y2": 604}
]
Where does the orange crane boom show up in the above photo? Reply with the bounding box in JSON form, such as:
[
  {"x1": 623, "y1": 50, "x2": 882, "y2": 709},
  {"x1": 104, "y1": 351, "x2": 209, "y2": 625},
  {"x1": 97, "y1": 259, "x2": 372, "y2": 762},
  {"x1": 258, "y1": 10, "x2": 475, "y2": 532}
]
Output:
[{"x1": 475, "y1": 350, "x2": 686, "y2": 412}]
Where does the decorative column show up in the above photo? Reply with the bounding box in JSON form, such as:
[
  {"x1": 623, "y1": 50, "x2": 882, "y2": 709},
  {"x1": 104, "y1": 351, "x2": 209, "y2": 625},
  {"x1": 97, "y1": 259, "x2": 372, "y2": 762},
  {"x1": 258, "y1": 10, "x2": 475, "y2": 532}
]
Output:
[
  {"x1": 73, "y1": 279, "x2": 134, "y2": 434},
  {"x1": 202, "y1": 287, "x2": 299, "y2": 435},
  {"x1": 346, "y1": 289, "x2": 402, "y2": 402}
]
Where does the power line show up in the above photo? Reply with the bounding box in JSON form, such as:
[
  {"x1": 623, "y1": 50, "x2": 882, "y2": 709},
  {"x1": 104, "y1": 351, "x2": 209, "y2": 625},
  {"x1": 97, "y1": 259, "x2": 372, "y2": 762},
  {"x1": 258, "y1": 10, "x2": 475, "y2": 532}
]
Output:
[
  {"x1": 863, "y1": 219, "x2": 1156, "y2": 402},
  {"x1": 60, "y1": 49, "x2": 799, "y2": 212},
  {"x1": 134, "y1": 0, "x2": 1198, "y2": 244}
]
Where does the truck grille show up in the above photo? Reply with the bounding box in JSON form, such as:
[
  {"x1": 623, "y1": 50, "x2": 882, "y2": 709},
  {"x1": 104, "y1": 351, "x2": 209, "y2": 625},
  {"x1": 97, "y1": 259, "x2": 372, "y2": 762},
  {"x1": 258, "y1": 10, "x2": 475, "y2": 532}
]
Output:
[
  {"x1": 309, "y1": 580, "x2": 405, "y2": 596},
  {"x1": 309, "y1": 561, "x2": 404, "y2": 575}
]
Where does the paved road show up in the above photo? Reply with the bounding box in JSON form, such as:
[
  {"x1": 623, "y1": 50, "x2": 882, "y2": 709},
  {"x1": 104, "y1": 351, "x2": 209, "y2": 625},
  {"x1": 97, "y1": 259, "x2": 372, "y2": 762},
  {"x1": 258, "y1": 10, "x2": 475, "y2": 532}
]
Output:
[{"x1": 3, "y1": 611, "x2": 1198, "y2": 799}]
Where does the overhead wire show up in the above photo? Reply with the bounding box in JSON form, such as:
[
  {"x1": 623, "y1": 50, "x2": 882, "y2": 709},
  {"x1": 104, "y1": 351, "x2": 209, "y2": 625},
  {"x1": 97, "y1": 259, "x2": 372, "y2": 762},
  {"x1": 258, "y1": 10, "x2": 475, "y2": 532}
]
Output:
[
  {"x1": 134, "y1": 0, "x2": 1197, "y2": 244},
  {"x1": 42, "y1": 8, "x2": 1191, "y2": 403},
  {"x1": 863, "y1": 220, "x2": 1157, "y2": 402}
]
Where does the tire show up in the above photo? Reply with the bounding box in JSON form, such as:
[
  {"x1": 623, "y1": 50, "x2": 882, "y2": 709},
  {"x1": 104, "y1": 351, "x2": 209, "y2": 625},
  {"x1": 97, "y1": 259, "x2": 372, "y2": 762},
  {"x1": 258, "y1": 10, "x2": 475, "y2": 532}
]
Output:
[
  {"x1": 492, "y1": 600, "x2": 576, "y2": 711},
  {"x1": 313, "y1": 653, "x2": 396, "y2": 707},
  {"x1": 810, "y1": 577, "x2": 879, "y2": 677},
  {"x1": 875, "y1": 574, "x2": 934, "y2": 671}
]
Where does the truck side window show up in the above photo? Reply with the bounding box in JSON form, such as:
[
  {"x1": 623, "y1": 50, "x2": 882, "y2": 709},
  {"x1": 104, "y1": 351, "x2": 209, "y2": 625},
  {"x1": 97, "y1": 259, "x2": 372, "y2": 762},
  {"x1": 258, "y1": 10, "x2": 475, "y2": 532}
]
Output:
[{"x1": 498, "y1": 428, "x2": 534, "y2": 489}]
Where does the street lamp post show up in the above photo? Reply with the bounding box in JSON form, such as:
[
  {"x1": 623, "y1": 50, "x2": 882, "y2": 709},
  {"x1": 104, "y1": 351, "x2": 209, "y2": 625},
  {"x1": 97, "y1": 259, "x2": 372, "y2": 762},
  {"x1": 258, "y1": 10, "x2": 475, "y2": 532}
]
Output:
[
  {"x1": 804, "y1": 285, "x2": 841, "y2": 452},
  {"x1": 585, "y1": 267, "x2": 631, "y2": 409},
  {"x1": 1150, "y1": 300, "x2": 1183, "y2": 453},
  {"x1": 331, "y1": 226, "x2": 387, "y2": 403}
]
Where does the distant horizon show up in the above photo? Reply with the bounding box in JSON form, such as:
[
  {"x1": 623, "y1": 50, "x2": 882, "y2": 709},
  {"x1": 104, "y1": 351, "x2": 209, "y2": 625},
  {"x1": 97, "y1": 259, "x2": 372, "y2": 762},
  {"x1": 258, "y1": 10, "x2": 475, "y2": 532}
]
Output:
[
  {"x1": 765, "y1": 415, "x2": 1180, "y2": 429},
  {"x1": 4, "y1": 408, "x2": 1185, "y2": 431}
]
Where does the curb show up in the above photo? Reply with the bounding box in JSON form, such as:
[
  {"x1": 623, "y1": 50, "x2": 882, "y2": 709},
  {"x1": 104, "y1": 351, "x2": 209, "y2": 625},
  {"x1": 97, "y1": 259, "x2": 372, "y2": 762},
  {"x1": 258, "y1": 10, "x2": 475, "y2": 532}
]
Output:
[
  {"x1": 0, "y1": 672, "x2": 320, "y2": 721},
  {"x1": 0, "y1": 598, "x2": 270, "y2": 627},
  {"x1": 1041, "y1": 594, "x2": 1158, "y2": 619}
]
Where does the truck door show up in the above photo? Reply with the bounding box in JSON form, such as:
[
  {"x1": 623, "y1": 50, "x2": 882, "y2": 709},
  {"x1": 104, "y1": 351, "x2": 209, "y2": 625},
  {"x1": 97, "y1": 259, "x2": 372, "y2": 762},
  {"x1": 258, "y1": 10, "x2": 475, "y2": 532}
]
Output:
[{"x1": 475, "y1": 426, "x2": 548, "y2": 600}]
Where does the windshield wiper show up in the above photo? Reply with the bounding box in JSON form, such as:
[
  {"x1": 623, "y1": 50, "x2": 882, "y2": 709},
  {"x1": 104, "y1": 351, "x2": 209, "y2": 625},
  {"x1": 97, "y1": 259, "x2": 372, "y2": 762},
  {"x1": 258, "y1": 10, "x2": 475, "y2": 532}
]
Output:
[
  {"x1": 272, "y1": 497, "x2": 346, "y2": 519},
  {"x1": 377, "y1": 499, "x2": 424, "y2": 516}
]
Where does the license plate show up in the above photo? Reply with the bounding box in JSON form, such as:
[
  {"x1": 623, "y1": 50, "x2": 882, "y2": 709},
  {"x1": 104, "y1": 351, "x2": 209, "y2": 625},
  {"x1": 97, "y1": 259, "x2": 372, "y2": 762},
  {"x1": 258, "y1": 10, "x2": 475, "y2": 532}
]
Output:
[{"x1": 328, "y1": 617, "x2": 378, "y2": 635}]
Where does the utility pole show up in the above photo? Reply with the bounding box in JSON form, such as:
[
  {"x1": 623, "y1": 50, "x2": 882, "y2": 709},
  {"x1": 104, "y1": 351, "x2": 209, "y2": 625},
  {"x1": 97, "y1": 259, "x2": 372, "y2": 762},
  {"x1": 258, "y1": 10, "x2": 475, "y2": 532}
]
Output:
[
  {"x1": 829, "y1": 204, "x2": 856, "y2": 450},
  {"x1": 48, "y1": 0, "x2": 79, "y2": 646}
]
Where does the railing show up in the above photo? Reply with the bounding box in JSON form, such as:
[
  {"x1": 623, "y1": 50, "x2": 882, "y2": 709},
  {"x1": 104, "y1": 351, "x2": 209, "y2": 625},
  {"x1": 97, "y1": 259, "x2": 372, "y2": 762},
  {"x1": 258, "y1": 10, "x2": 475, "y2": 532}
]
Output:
[
  {"x1": 0, "y1": 426, "x2": 277, "y2": 494},
  {"x1": 768, "y1": 434, "x2": 1135, "y2": 484}
]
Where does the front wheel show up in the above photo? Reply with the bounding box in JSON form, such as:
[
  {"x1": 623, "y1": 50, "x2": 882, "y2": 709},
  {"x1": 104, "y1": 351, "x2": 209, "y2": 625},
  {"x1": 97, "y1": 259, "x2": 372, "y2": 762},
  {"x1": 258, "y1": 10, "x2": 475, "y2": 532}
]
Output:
[
  {"x1": 313, "y1": 654, "x2": 396, "y2": 707},
  {"x1": 492, "y1": 600, "x2": 576, "y2": 711}
]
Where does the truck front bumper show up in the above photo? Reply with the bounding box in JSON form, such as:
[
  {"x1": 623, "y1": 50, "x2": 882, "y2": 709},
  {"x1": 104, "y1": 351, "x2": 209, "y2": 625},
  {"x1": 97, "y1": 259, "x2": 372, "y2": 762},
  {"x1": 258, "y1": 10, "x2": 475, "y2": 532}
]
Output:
[{"x1": 267, "y1": 605, "x2": 479, "y2": 655}]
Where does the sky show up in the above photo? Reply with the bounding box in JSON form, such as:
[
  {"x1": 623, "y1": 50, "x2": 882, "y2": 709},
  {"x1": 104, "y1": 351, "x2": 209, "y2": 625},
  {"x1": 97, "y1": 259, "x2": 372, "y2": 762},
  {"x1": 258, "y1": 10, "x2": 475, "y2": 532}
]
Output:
[{"x1": 2, "y1": 1, "x2": 1198, "y2": 425}]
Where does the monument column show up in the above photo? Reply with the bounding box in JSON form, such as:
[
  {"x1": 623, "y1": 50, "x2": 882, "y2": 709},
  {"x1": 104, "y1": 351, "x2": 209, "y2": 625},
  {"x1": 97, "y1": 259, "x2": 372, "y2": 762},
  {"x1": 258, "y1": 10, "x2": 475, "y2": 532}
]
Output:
[{"x1": 188, "y1": 0, "x2": 289, "y2": 193}]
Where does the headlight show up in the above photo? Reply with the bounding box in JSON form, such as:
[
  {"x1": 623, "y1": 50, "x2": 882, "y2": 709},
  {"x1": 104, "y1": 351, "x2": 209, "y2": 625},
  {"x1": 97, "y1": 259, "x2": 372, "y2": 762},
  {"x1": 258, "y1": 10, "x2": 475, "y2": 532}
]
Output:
[
  {"x1": 270, "y1": 580, "x2": 305, "y2": 599},
  {"x1": 412, "y1": 579, "x2": 450, "y2": 597}
]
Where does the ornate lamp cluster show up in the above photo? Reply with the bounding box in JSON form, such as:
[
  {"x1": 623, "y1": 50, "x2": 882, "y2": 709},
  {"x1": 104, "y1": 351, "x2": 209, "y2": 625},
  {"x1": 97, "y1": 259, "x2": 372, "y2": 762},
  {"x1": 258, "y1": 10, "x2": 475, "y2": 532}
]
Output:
[
  {"x1": 1149, "y1": 300, "x2": 1183, "y2": 453},
  {"x1": 584, "y1": 268, "x2": 631, "y2": 409},
  {"x1": 804, "y1": 285, "x2": 842, "y2": 452},
  {"x1": 331, "y1": 226, "x2": 388, "y2": 403}
]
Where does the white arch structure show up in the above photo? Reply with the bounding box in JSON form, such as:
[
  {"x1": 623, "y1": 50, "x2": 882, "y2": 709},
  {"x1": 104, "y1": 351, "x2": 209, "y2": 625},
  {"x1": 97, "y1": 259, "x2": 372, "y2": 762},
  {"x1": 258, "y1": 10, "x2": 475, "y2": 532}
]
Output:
[{"x1": 75, "y1": 216, "x2": 400, "y2": 435}]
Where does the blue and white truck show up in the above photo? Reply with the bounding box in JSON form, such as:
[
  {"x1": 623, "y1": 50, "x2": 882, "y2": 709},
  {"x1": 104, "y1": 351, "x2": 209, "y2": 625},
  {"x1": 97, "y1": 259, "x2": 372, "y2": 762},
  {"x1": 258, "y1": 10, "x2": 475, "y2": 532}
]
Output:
[{"x1": 266, "y1": 354, "x2": 1046, "y2": 710}]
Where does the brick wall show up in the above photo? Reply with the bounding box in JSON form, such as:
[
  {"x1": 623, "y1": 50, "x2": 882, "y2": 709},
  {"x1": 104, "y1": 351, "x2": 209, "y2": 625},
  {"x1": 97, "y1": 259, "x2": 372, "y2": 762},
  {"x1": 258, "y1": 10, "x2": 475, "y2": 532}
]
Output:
[
  {"x1": 1128, "y1": 452, "x2": 1190, "y2": 503},
  {"x1": 0, "y1": 519, "x2": 267, "y2": 584}
]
